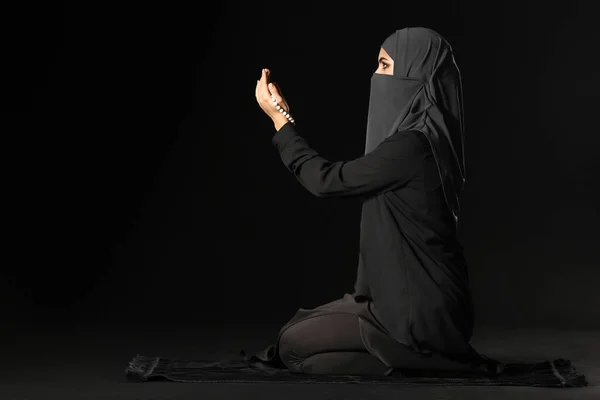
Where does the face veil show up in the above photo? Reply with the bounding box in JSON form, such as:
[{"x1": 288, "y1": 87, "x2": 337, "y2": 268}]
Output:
[{"x1": 365, "y1": 27, "x2": 466, "y2": 226}]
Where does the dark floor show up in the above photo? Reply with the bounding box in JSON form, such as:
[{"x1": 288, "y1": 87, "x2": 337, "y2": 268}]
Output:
[{"x1": 1, "y1": 312, "x2": 598, "y2": 400}]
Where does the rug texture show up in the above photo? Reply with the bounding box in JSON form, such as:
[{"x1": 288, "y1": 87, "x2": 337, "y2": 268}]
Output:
[{"x1": 124, "y1": 352, "x2": 588, "y2": 388}]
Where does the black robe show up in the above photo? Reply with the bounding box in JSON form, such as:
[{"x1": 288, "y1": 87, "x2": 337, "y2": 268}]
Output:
[{"x1": 271, "y1": 121, "x2": 480, "y2": 365}]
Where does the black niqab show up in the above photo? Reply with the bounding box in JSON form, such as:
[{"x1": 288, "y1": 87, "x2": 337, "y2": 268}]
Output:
[{"x1": 365, "y1": 27, "x2": 466, "y2": 226}]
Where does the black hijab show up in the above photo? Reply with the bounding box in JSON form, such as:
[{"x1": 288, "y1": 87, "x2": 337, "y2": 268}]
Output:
[{"x1": 365, "y1": 27, "x2": 466, "y2": 227}]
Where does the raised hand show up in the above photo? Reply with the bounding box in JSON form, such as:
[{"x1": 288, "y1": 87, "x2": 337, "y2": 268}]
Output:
[{"x1": 255, "y1": 68, "x2": 293, "y2": 131}]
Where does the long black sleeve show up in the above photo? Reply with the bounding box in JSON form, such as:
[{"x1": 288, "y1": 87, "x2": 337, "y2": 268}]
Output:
[{"x1": 272, "y1": 122, "x2": 425, "y2": 198}]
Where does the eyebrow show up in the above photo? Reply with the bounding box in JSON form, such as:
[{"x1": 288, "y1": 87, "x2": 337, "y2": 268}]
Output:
[{"x1": 378, "y1": 56, "x2": 391, "y2": 63}]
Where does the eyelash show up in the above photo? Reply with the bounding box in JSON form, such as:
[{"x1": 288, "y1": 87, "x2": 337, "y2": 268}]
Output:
[{"x1": 381, "y1": 62, "x2": 389, "y2": 69}]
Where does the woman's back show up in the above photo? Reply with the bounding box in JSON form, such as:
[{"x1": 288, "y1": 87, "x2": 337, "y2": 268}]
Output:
[
  {"x1": 356, "y1": 128, "x2": 475, "y2": 361},
  {"x1": 393, "y1": 130, "x2": 466, "y2": 260}
]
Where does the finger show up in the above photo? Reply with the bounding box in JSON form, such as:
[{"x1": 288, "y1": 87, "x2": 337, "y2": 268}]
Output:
[
  {"x1": 258, "y1": 69, "x2": 266, "y2": 97},
  {"x1": 265, "y1": 70, "x2": 275, "y2": 97},
  {"x1": 261, "y1": 68, "x2": 268, "y2": 86},
  {"x1": 256, "y1": 79, "x2": 264, "y2": 106},
  {"x1": 268, "y1": 82, "x2": 282, "y2": 107},
  {"x1": 268, "y1": 82, "x2": 280, "y2": 100},
  {"x1": 259, "y1": 69, "x2": 271, "y2": 103},
  {"x1": 268, "y1": 82, "x2": 290, "y2": 113},
  {"x1": 266, "y1": 70, "x2": 280, "y2": 104},
  {"x1": 263, "y1": 68, "x2": 272, "y2": 92},
  {"x1": 272, "y1": 80, "x2": 281, "y2": 94}
]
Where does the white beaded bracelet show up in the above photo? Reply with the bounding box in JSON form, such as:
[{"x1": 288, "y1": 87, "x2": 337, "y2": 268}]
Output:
[{"x1": 271, "y1": 94, "x2": 295, "y2": 124}]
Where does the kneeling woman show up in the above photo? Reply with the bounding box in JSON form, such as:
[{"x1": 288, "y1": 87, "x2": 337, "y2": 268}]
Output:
[{"x1": 253, "y1": 27, "x2": 502, "y2": 377}]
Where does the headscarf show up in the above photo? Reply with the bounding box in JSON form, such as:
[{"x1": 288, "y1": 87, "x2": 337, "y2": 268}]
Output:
[{"x1": 365, "y1": 27, "x2": 466, "y2": 226}]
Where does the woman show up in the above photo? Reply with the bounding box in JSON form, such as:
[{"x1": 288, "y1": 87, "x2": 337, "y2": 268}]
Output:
[{"x1": 253, "y1": 27, "x2": 502, "y2": 376}]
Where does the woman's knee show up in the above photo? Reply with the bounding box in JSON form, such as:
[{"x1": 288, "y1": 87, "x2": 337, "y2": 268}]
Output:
[
  {"x1": 277, "y1": 315, "x2": 386, "y2": 374},
  {"x1": 278, "y1": 326, "x2": 304, "y2": 372},
  {"x1": 302, "y1": 351, "x2": 389, "y2": 375}
]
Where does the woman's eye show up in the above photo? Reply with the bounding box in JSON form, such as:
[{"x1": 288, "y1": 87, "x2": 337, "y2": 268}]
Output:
[{"x1": 381, "y1": 62, "x2": 388, "y2": 69}]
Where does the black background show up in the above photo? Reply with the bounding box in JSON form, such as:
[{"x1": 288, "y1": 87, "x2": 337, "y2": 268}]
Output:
[{"x1": 2, "y1": 0, "x2": 599, "y2": 332}]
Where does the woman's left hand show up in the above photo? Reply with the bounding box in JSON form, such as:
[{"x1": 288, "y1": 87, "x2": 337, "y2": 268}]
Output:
[{"x1": 255, "y1": 68, "x2": 291, "y2": 130}]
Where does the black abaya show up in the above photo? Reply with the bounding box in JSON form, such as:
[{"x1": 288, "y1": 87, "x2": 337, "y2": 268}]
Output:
[{"x1": 255, "y1": 122, "x2": 493, "y2": 374}]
